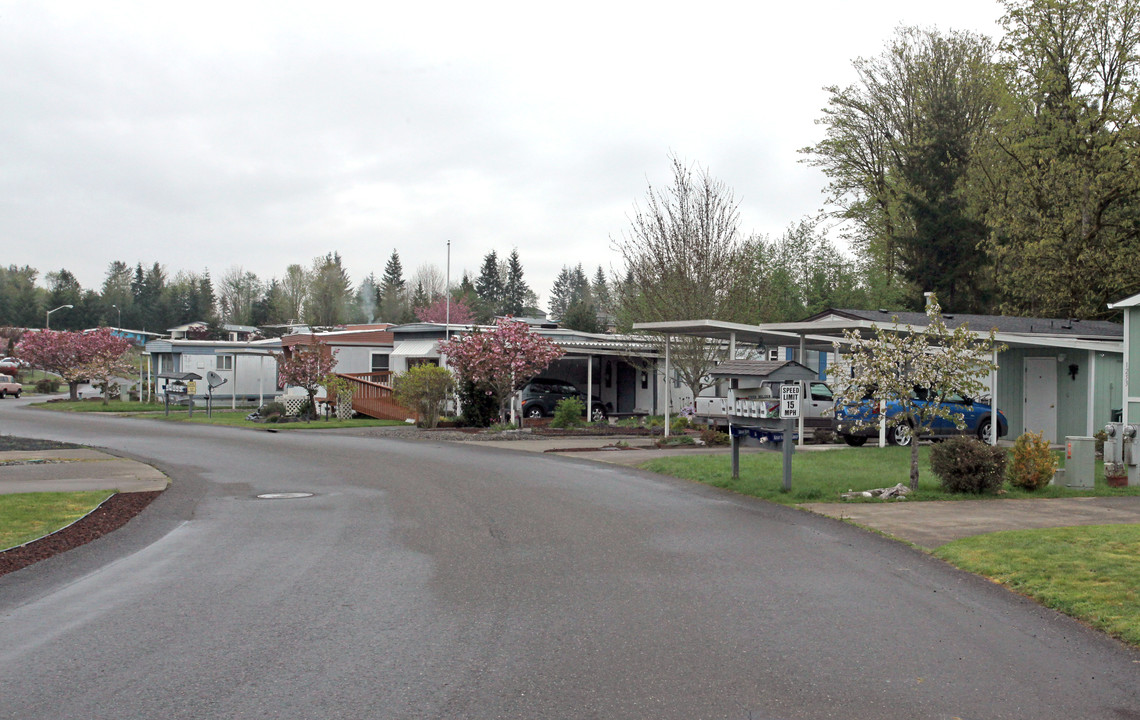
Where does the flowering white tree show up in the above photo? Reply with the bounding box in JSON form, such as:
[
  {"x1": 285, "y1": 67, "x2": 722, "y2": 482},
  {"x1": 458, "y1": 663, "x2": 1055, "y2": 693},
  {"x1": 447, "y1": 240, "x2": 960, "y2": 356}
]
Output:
[{"x1": 830, "y1": 296, "x2": 1003, "y2": 489}]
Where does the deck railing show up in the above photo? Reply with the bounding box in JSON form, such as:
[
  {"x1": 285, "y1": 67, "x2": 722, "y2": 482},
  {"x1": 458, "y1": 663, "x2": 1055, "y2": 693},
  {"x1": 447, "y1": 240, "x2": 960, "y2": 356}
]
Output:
[{"x1": 337, "y1": 372, "x2": 415, "y2": 422}]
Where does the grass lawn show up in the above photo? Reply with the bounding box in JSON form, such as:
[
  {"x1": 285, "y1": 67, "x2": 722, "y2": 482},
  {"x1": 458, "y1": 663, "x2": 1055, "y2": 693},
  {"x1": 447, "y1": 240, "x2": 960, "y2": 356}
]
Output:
[
  {"x1": 0, "y1": 490, "x2": 113, "y2": 551},
  {"x1": 640, "y1": 445, "x2": 1140, "y2": 505},
  {"x1": 32, "y1": 399, "x2": 167, "y2": 412},
  {"x1": 157, "y1": 409, "x2": 407, "y2": 430},
  {"x1": 936, "y1": 525, "x2": 1140, "y2": 647},
  {"x1": 32, "y1": 399, "x2": 407, "y2": 429}
]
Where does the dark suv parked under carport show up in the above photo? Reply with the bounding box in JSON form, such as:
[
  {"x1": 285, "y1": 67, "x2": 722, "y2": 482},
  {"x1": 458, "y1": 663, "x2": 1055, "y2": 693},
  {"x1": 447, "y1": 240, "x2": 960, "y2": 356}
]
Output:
[{"x1": 519, "y1": 378, "x2": 607, "y2": 421}]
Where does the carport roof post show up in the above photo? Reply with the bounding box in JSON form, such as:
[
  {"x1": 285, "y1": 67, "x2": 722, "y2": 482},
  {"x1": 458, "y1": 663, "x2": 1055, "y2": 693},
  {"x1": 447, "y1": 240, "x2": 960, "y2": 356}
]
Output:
[{"x1": 1103, "y1": 291, "x2": 1140, "y2": 428}]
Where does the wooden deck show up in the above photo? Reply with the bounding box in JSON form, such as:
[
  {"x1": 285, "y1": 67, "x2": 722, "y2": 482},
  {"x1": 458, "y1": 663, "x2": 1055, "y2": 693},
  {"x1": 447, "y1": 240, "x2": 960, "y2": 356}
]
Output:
[{"x1": 337, "y1": 372, "x2": 416, "y2": 422}]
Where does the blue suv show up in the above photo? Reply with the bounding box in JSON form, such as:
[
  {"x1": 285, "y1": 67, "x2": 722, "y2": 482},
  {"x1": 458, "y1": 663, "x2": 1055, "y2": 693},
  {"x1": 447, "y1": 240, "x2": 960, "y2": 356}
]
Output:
[{"x1": 834, "y1": 387, "x2": 1008, "y2": 447}]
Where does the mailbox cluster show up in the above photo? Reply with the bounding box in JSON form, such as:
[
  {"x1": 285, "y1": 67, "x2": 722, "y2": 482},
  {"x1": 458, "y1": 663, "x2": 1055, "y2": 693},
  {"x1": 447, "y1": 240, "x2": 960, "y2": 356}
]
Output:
[
  {"x1": 709, "y1": 360, "x2": 818, "y2": 448},
  {"x1": 708, "y1": 359, "x2": 820, "y2": 491}
]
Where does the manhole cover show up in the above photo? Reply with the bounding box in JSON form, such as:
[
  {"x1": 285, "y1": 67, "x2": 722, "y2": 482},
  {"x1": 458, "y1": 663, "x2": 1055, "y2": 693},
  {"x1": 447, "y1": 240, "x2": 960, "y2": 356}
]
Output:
[{"x1": 256, "y1": 492, "x2": 315, "y2": 500}]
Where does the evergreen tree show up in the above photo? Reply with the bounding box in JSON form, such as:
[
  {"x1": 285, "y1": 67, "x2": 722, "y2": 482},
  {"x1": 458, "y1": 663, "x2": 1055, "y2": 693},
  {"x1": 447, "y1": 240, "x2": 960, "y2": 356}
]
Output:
[
  {"x1": 591, "y1": 266, "x2": 612, "y2": 317},
  {"x1": 548, "y1": 266, "x2": 574, "y2": 320},
  {"x1": 561, "y1": 300, "x2": 600, "y2": 333},
  {"x1": 0, "y1": 265, "x2": 42, "y2": 327},
  {"x1": 45, "y1": 269, "x2": 84, "y2": 330},
  {"x1": 475, "y1": 251, "x2": 503, "y2": 317},
  {"x1": 379, "y1": 250, "x2": 408, "y2": 322},
  {"x1": 502, "y1": 249, "x2": 530, "y2": 316},
  {"x1": 305, "y1": 252, "x2": 354, "y2": 327},
  {"x1": 101, "y1": 261, "x2": 134, "y2": 328}
]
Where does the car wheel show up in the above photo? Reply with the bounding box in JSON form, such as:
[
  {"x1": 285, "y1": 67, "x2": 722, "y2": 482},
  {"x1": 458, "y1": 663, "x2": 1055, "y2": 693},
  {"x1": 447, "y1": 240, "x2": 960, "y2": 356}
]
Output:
[
  {"x1": 525, "y1": 405, "x2": 544, "y2": 419},
  {"x1": 591, "y1": 405, "x2": 607, "y2": 422},
  {"x1": 0, "y1": 390, "x2": 5, "y2": 399},
  {"x1": 889, "y1": 423, "x2": 913, "y2": 447},
  {"x1": 842, "y1": 434, "x2": 867, "y2": 447},
  {"x1": 12, "y1": 391, "x2": 19, "y2": 399},
  {"x1": 977, "y1": 418, "x2": 993, "y2": 444}
]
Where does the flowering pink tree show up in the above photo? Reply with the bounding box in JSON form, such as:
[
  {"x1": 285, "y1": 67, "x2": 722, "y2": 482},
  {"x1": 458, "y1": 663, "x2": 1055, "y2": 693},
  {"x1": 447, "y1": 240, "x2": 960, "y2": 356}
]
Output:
[
  {"x1": 77, "y1": 329, "x2": 136, "y2": 405},
  {"x1": 439, "y1": 317, "x2": 563, "y2": 423},
  {"x1": 416, "y1": 296, "x2": 474, "y2": 324},
  {"x1": 277, "y1": 343, "x2": 340, "y2": 419},
  {"x1": 16, "y1": 328, "x2": 132, "y2": 401}
]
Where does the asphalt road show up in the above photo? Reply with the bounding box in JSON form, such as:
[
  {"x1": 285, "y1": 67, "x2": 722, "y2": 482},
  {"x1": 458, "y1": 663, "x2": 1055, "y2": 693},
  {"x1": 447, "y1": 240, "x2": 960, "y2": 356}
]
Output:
[{"x1": 1, "y1": 398, "x2": 1138, "y2": 719}]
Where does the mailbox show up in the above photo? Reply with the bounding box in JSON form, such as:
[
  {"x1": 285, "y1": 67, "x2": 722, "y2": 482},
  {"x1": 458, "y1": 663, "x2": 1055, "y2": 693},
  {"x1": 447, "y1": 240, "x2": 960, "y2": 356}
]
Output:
[
  {"x1": 710, "y1": 360, "x2": 819, "y2": 447},
  {"x1": 158, "y1": 371, "x2": 202, "y2": 416}
]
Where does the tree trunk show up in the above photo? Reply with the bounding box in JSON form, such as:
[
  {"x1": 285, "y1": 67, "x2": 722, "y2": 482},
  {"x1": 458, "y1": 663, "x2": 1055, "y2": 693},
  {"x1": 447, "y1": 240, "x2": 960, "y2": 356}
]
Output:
[
  {"x1": 910, "y1": 439, "x2": 920, "y2": 490},
  {"x1": 69, "y1": 381, "x2": 79, "y2": 401}
]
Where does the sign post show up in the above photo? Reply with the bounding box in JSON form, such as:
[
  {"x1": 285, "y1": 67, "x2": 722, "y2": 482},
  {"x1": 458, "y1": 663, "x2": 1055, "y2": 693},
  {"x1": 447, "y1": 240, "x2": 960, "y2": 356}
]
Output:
[{"x1": 780, "y1": 382, "x2": 800, "y2": 492}]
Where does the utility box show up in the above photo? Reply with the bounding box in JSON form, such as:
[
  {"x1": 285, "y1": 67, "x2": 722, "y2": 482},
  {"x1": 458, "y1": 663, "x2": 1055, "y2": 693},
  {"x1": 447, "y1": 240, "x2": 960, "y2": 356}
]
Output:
[{"x1": 1063, "y1": 436, "x2": 1096, "y2": 489}]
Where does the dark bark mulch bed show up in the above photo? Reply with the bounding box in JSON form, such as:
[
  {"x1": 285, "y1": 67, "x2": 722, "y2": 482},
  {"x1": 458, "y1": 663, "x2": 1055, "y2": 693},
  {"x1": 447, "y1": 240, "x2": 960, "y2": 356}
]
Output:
[
  {"x1": 0, "y1": 491, "x2": 163, "y2": 578},
  {"x1": 531, "y1": 425, "x2": 665, "y2": 437},
  {"x1": 0, "y1": 435, "x2": 82, "y2": 452}
]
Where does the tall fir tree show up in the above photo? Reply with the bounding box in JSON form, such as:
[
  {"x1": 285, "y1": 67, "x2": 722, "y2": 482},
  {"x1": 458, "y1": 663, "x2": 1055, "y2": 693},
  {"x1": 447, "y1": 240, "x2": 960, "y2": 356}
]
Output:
[
  {"x1": 502, "y1": 249, "x2": 530, "y2": 317},
  {"x1": 475, "y1": 251, "x2": 503, "y2": 318}
]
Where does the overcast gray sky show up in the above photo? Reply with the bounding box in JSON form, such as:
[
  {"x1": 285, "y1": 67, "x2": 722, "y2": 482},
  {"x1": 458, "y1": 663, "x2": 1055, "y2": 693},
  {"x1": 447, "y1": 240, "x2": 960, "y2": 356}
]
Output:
[{"x1": 2, "y1": 0, "x2": 1005, "y2": 308}]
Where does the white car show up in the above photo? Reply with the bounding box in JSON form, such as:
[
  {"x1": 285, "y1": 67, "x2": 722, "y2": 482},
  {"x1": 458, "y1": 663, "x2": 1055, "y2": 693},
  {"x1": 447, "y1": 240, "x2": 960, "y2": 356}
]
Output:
[{"x1": 0, "y1": 373, "x2": 22, "y2": 398}]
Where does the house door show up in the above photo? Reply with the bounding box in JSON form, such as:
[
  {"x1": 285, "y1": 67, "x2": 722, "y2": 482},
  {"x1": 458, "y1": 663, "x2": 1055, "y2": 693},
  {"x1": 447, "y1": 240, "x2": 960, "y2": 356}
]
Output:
[
  {"x1": 1023, "y1": 357, "x2": 1058, "y2": 442},
  {"x1": 616, "y1": 362, "x2": 637, "y2": 413}
]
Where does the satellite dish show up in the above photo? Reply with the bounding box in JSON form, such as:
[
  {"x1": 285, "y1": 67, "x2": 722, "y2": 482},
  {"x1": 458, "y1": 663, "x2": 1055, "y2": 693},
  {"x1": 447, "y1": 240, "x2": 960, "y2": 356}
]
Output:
[{"x1": 207, "y1": 371, "x2": 227, "y2": 389}]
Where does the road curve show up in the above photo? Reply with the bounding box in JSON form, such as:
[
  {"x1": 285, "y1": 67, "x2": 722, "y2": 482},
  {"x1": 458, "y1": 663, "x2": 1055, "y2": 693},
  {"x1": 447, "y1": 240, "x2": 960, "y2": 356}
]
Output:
[{"x1": 1, "y1": 399, "x2": 1137, "y2": 720}]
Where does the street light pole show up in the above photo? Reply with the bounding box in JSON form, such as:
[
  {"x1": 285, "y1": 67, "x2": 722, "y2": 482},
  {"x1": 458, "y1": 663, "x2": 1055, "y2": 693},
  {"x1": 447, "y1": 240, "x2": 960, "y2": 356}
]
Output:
[
  {"x1": 445, "y1": 240, "x2": 451, "y2": 341},
  {"x1": 46, "y1": 304, "x2": 73, "y2": 330},
  {"x1": 111, "y1": 304, "x2": 121, "y2": 328}
]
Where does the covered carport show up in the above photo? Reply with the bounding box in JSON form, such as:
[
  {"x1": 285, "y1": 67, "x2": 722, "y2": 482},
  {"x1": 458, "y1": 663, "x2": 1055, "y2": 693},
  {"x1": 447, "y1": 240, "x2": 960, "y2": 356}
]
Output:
[{"x1": 635, "y1": 311, "x2": 1124, "y2": 446}]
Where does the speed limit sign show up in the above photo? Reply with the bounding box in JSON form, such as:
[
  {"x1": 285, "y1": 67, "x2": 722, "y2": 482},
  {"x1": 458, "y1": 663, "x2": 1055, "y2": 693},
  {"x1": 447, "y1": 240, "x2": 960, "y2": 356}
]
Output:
[{"x1": 780, "y1": 383, "x2": 800, "y2": 419}]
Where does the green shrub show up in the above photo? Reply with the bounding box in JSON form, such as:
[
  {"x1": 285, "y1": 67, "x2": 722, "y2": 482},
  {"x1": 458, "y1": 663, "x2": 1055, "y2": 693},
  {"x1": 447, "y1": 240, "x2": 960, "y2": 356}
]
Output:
[
  {"x1": 670, "y1": 416, "x2": 690, "y2": 433},
  {"x1": 658, "y1": 434, "x2": 696, "y2": 446},
  {"x1": 297, "y1": 399, "x2": 314, "y2": 420},
  {"x1": 1094, "y1": 429, "x2": 1108, "y2": 456},
  {"x1": 930, "y1": 436, "x2": 1007, "y2": 494},
  {"x1": 700, "y1": 428, "x2": 730, "y2": 446},
  {"x1": 1008, "y1": 431, "x2": 1057, "y2": 490},
  {"x1": 550, "y1": 396, "x2": 585, "y2": 428},
  {"x1": 456, "y1": 380, "x2": 498, "y2": 427},
  {"x1": 264, "y1": 413, "x2": 281, "y2": 423},
  {"x1": 258, "y1": 401, "x2": 286, "y2": 417},
  {"x1": 35, "y1": 378, "x2": 59, "y2": 394},
  {"x1": 813, "y1": 427, "x2": 837, "y2": 444},
  {"x1": 393, "y1": 365, "x2": 454, "y2": 429}
]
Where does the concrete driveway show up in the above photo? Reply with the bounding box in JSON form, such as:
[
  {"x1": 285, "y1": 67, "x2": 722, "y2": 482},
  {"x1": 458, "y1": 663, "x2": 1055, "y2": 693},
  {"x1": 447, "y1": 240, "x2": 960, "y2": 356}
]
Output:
[
  {"x1": 464, "y1": 433, "x2": 1140, "y2": 549},
  {"x1": 0, "y1": 448, "x2": 169, "y2": 494}
]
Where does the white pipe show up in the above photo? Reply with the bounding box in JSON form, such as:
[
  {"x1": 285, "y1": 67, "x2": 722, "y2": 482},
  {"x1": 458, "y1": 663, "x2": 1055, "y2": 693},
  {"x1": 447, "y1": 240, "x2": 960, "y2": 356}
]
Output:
[
  {"x1": 586, "y1": 354, "x2": 593, "y2": 422},
  {"x1": 879, "y1": 399, "x2": 887, "y2": 448},
  {"x1": 664, "y1": 335, "x2": 671, "y2": 438},
  {"x1": 990, "y1": 347, "x2": 999, "y2": 446},
  {"x1": 1087, "y1": 349, "x2": 1096, "y2": 436}
]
